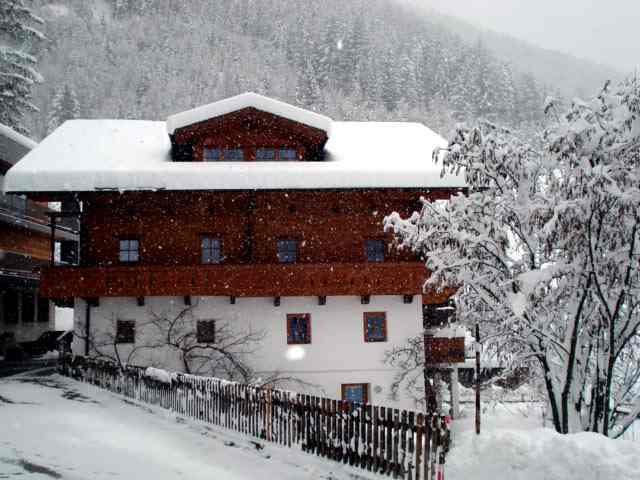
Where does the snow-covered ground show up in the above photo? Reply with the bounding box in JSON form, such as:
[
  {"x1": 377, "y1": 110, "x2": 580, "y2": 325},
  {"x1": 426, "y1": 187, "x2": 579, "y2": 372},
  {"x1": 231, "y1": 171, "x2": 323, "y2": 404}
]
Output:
[
  {"x1": 0, "y1": 371, "x2": 377, "y2": 479},
  {"x1": 1, "y1": 370, "x2": 639, "y2": 479},
  {"x1": 448, "y1": 400, "x2": 640, "y2": 480}
]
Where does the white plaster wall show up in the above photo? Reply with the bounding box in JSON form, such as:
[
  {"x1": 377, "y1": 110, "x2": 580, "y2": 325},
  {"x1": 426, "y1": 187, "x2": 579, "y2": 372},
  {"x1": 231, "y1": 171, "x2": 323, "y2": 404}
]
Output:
[{"x1": 73, "y1": 295, "x2": 423, "y2": 410}]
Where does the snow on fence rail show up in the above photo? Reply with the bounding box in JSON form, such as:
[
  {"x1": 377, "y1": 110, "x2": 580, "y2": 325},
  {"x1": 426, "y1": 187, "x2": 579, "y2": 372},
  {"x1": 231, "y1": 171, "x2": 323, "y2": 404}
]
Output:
[{"x1": 59, "y1": 354, "x2": 450, "y2": 479}]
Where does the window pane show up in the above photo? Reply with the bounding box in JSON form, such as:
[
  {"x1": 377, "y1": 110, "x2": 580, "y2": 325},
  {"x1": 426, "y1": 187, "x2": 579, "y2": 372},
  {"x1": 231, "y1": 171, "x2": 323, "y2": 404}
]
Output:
[
  {"x1": 224, "y1": 149, "x2": 244, "y2": 160},
  {"x1": 365, "y1": 312, "x2": 387, "y2": 342},
  {"x1": 201, "y1": 236, "x2": 221, "y2": 264},
  {"x1": 279, "y1": 149, "x2": 297, "y2": 160},
  {"x1": 343, "y1": 384, "x2": 366, "y2": 403},
  {"x1": 277, "y1": 239, "x2": 297, "y2": 263},
  {"x1": 203, "y1": 147, "x2": 221, "y2": 161},
  {"x1": 365, "y1": 240, "x2": 385, "y2": 262},
  {"x1": 197, "y1": 320, "x2": 216, "y2": 343},
  {"x1": 287, "y1": 314, "x2": 310, "y2": 344},
  {"x1": 116, "y1": 320, "x2": 135, "y2": 344},
  {"x1": 256, "y1": 148, "x2": 276, "y2": 160},
  {"x1": 119, "y1": 239, "x2": 139, "y2": 263}
]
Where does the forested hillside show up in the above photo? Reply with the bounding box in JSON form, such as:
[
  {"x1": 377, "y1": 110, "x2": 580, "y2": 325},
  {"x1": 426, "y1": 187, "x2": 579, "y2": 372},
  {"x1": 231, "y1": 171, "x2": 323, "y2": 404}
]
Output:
[{"x1": 27, "y1": 0, "x2": 602, "y2": 139}]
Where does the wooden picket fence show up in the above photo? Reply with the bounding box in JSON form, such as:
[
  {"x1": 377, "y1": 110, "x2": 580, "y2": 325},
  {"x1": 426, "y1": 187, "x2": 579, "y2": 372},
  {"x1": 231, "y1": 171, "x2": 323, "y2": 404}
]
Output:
[{"x1": 59, "y1": 355, "x2": 450, "y2": 479}]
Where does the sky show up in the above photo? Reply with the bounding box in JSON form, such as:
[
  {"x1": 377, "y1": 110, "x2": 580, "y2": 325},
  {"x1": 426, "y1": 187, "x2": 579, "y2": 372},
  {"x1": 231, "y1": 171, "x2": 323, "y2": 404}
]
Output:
[{"x1": 419, "y1": 0, "x2": 639, "y2": 71}]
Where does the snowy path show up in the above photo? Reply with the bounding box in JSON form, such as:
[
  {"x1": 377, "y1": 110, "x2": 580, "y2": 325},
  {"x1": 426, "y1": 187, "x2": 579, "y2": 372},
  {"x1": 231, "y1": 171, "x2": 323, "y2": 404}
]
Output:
[{"x1": 0, "y1": 372, "x2": 375, "y2": 479}]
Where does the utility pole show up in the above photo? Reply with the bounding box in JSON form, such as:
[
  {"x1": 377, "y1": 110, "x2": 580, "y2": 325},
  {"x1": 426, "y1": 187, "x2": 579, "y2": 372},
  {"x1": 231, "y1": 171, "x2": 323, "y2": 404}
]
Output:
[{"x1": 475, "y1": 322, "x2": 481, "y2": 435}]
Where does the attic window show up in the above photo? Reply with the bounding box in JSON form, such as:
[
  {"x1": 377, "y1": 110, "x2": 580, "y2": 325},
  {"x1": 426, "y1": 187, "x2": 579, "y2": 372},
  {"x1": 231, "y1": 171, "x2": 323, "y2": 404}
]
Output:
[
  {"x1": 202, "y1": 147, "x2": 244, "y2": 161},
  {"x1": 203, "y1": 147, "x2": 221, "y2": 161},
  {"x1": 256, "y1": 148, "x2": 276, "y2": 160},
  {"x1": 279, "y1": 148, "x2": 297, "y2": 160}
]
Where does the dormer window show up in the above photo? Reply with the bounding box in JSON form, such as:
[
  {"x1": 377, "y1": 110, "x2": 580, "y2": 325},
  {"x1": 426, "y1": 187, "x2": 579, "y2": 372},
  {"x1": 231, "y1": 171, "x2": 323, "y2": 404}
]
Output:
[
  {"x1": 256, "y1": 148, "x2": 276, "y2": 161},
  {"x1": 224, "y1": 148, "x2": 244, "y2": 160},
  {"x1": 202, "y1": 147, "x2": 244, "y2": 161},
  {"x1": 203, "y1": 147, "x2": 221, "y2": 161},
  {"x1": 280, "y1": 148, "x2": 297, "y2": 160}
]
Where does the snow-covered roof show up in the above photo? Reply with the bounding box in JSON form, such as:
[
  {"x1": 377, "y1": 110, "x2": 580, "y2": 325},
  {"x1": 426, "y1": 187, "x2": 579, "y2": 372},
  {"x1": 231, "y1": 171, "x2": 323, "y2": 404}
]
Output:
[
  {"x1": 0, "y1": 123, "x2": 37, "y2": 166},
  {"x1": 3, "y1": 119, "x2": 466, "y2": 193},
  {"x1": 166, "y1": 92, "x2": 332, "y2": 135}
]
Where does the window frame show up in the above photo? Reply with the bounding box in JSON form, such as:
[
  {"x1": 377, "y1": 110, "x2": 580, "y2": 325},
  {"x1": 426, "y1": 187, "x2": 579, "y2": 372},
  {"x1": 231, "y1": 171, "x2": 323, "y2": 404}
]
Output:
[
  {"x1": 363, "y1": 312, "x2": 388, "y2": 342},
  {"x1": 115, "y1": 320, "x2": 136, "y2": 344},
  {"x1": 223, "y1": 148, "x2": 244, "y2": 161},
  {"x1": 196, "y1": 320, "x2": 216, "y2": 344},
  {"x1": 119, "y1": 238, "x2": 140, "y2": 264},
  {"x1": 255, "y1": 148, "x2": 277, "y2": 161},
  {"x1": 365, "y1": 239, "x2": 385, "y2": 262},
  {"x1": 200, "y1": 235, "x2": 222, "y2": 264},
  {"x1": 279, "y1": 148, "x2": 297, "y2": 161},
  {"x1": 202, "y1": 146, "x2": 222, "y2": 162},
  {"x1": 277, "y1": 238, "x2": 298, "y2": 264},
  {"x1": 341, "y1": 383, "x2": 369, "y2": 404},
  {"x1": 286, "y1": 313, "x2": 311, "y2": 345}
]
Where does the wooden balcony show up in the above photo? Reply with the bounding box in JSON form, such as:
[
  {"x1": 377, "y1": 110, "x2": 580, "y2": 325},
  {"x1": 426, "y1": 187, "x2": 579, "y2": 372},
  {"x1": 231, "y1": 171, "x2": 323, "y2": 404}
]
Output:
[{"x1": 40, "y1": 262, "x2": 440, "y2": 300}]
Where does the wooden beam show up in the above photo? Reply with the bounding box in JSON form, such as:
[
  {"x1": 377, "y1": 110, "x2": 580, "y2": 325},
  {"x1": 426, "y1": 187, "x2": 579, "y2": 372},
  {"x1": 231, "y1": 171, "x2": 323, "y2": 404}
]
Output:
[
  {"x1": 361, "y1": 295, "x2": 370, "y2": 305},
  {"x1": 318, "y1": 295, "x2": 326, "y2": 306},
  {"x1": 136, "y1": 296, "x2": 145, "y2": 306},
  {"x1": 184, "y1": 295, "x2": 191, "y2": 306},
  {"x1": 230, "y1": 295, "x2": 236, "y2": 304},
  {"x1": 274, "y1": 296, "x2": 281, "y2": 307},
  {"x1": 403, "y1": 295, "x2": 413, "y2": 304}
]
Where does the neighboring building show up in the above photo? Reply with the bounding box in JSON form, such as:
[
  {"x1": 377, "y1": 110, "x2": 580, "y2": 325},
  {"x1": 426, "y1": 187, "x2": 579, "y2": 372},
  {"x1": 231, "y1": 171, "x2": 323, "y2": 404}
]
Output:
[
  {"x1": 0, "y1": 124, "x2": 77, "y2": 344},
  {"x1": 4, "y1": 93, "x2": 464, "y2": 408}
]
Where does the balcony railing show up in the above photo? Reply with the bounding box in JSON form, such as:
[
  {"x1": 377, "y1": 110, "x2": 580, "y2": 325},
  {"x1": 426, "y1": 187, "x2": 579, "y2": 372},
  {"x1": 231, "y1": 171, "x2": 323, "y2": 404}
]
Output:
[
  {"x1": 40, "y1": 262, "x2": 436, "y2": 299},
  {"x1": 0, "y1": 193, "x2": 79, "y2": 232}
]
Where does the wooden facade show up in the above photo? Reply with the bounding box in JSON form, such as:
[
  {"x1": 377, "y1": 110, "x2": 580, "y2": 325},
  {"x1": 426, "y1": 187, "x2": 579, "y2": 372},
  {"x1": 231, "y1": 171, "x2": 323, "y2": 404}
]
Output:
[
  {"x1": 170, "y1": 107, "x2": 328, "y2": 162},
  {"x1": 40, "y1": 188, "x2": 459, "y2": 300}
]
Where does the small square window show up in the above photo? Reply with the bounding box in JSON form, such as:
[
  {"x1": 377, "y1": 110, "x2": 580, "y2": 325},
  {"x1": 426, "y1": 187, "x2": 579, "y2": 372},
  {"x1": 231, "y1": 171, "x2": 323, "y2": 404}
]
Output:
[
  {"x1": 341, "y1": 383, "x2": 369, "y2": 403},
  {"x1": 277, "y1": 239, "x2": 298, "y2": 263},
  {"x1": 365, "y1": 239, "x2": 385, "y2": 262},
  {"x1": 203, "y1": 147, "x2": 222, "y2": 161},
  {"x1": 256, "y1": 148, "x2": 276, "y2": 160},
  {"x1": 287, "y1": 313, "x2": 311, "y2": 344},
  {"x1": 197, "y1": 320, "x2": 216, "y2": 343},
  {"x1": 223, "y1": 148, "x2": 244, "y2": 161},
  {"x1": 116, "y1": 320, "x2": 135, "y2": 344},
  {"x1": 201, "y1": 236, "x2": 222, "y2": 264},
  {"x1": 119, "y1": 239, "x2": 139, "y2": 263},
  {"x1": 279, "y1": 149, "x2": 297, "y2": 160},
  {"x1": 364, "y1": 312, "x2": 387, "y2": 342}
]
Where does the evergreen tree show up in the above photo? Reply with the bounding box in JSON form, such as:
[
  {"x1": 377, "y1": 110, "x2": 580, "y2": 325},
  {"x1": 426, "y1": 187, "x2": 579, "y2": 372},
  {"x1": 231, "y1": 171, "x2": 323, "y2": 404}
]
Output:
[
  {"x1": 47, "y1": 84, "x2": 80, "y2": 133},
  {"x1": 0, "y1": 0, "x2": 45, "y2": 134}
]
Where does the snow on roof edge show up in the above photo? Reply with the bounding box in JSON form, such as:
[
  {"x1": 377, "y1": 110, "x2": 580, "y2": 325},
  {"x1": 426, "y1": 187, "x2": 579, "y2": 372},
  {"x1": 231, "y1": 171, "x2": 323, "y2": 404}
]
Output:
[
  {"x1": 0, "y1": 123, "x2": 38, "y2": 151},
  {"x1": 166, "y1": 92, "x2": 333, "y2": 135}
]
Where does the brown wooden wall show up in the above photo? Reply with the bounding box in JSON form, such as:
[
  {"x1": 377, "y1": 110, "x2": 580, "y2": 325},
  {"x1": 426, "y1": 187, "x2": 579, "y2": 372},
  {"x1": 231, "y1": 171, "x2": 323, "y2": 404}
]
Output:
[
  {"x1": 79, "y1": 189, "x2": 455, "y2": 268},
  {"x1": 0, "y1": 223, "x2": 50, "y2": 261}
]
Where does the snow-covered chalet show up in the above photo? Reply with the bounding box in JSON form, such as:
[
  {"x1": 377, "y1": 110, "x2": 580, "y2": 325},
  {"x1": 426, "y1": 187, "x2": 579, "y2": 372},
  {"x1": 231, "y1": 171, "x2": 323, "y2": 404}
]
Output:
[{"x1": 4, "y1": 93, "x2": 465, "y2": 408}]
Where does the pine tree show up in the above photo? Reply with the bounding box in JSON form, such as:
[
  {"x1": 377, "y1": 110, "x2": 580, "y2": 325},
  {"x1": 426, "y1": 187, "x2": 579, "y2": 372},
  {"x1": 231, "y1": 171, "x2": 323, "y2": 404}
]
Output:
[
  {"x1": 47, "y1": 84, "x2": 80, "y2": 133},
  {"x1": 0, "y1": 0, "x2": 45, "y2": 134}
]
